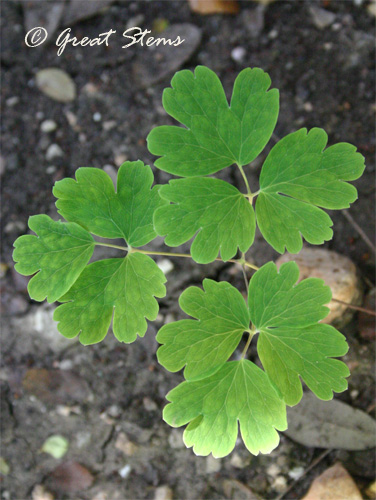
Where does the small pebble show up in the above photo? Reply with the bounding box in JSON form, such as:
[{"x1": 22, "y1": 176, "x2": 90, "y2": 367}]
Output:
[
  {"x1": 154, "y1": 485, "x2": 173, "y2": 500},
  {"x1": 168, "y1": 429, "x2": 184, "y2": 449},
  {"x1": 157, "y1": 259, "x2": 174, "y2": 275},
  {"x1": 6, "y1": 96, "x2": 19, "y2": 107},
  {"x1": 4, "y1": 221, "x2": 26, "y2": 234},
  {"x1": 40, "y1": 120, "x2": 57, "y2": 133},
  {"x1": 93, "y1": 112, "x2": 102, "y2": 122},
  {"x1": 267, "y1": 463, "x2": 281, "y2": 477},
  {"x1": 118, "y1": 464, "x2": 131, "y2": 478},
  {"x1": 230, "y1": 452, "x2": 246, "y2": 469},
  {"x1": 268, "y1": 29, "x2": 278, "y2": 39},
  {"x1": 107, "y1": 404, "x2": 122, "y2": 418},
  {"x1": 272, "y1": 476, "x2": 287, "y2": 493},
  {"x1": 143, "y1": 397, "x2": 158, "y2": 411},
  {"x1": 46, "y1": 144, "x2": 64, "y2": 161},
  {"x1": 103, "y1": 120, "x2": 117, "y2": 131},
  {"x1": 46, "y1": 166, "x2": 57, "y2": 174},
  {"x1": 288, "y1": 466, "x2": 305, "y2": 480},
  {"x1": 231, "y1": 46, "x2": 246, "y2": 63},
  {"x1": 206, "y1": 455, "x2": 221, "y2": 473},
  {"x1": 303, "y1": 102, "x2": 313, "y2": 112}
]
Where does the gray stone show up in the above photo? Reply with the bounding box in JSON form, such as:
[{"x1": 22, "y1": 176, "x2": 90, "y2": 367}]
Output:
[{"x1": 309, "y1": 6, "x2": 336, "y2": 29}]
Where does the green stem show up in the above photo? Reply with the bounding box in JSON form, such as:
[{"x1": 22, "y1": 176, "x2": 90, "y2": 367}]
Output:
[
  {"x1": 237, "y1": 165, "x2": 252, "y2": 197},
  {"x1": 241, "y1": 328, "x2": 256, "y2": 359},
  {"x1": 95, "y1": 241, "x2": 129, "y2": 251},
  {"x1": 94, "y1": 242, "x2": 260, "y2": 271}
]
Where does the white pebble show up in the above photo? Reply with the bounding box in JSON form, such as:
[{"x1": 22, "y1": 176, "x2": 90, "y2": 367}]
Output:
[
  {"x1": 118, "y1": 464, "x2": 131, "y2": 478},
  {"x1": 40, "y1": 120, "x2": 57, "y2": 133},
  {"x1": 288, "y1": 466, "x2": 304, "y2": 480},
  {"x1": 231, "y1": 46, "x2": 246, "y2": 62},
  {"x1": 93, "y1": 112, "x2": 102, "y2": 122},
  {"x1": 46, "y1": 144, "x2": 63, "y2": 161},
  {"x1": 157, "y1": 258, "x2": 174, "y2": 275}
]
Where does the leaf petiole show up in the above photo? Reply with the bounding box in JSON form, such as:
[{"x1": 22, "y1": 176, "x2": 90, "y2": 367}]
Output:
[{"x1": 241, "y1": 327, "x2": 257, "y2": 359}]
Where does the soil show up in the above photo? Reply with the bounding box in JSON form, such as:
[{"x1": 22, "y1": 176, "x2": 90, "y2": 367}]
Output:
[{"x1": 1, "y1": 1, "x2": 375, "y2": 499}]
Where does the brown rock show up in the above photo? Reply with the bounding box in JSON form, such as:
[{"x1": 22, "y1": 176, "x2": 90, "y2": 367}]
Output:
[
  {"x1": 49, "y1": 462, "x2": 93, "y2": 493},
  {"x1": 276, "y1": 248, "x2": 362, "y2": 328},
  {"x1": 302, "y1": 463, "x2": 362, "y2": 500}
]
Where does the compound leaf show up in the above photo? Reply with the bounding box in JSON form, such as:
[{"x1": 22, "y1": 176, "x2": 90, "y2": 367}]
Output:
[
  {"x1": 163, "y1": 360, "x2": 287, "y2": 457},
  {"x1": 54, "y1": 253, "x2": 166, "y2": 345},
  {"x1": 256, "y1": 128, "x2": 365, "y2": 253},
  {"x1": 154, "y1": 177, "x2": 255, "y2": 263},
  {"x1": 13, "y1": 214, "x2": 95, "y2": 303},
  {"x1": 53, "y1": 161, "x2": 167, "y2": 246},
  {"x1": 147, "y1": 66, "x2": 279, "y2": 176},
  {"x1": 157, "y1": 279, "x2": 250, "y2": 380},
  {"x1": 249, "y1": 261, "x2": 350, "y2": 406}
]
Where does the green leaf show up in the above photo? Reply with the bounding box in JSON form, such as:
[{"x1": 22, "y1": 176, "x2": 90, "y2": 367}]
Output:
[
  {"x1": 250, "y1": 261, "x2": 350, "y2": 406},
  {"x1": 147, "y1": 66, "x2": 279, "y2": 176},
  {"x1": 13, "y1": 215, "x2": 95, "y2": 303},
  {"x1": 154, "y1": 177, "x2": 255, "y2": 263},
  {"x1": 41, "y1": 435, "x2": 69, "y2": 459},
  {"x1": 256, "y1": 128, "x2": 365, "y2": 253},
  {"x1": 163, "y1": 360, "x2": 287, "y2": 457},
  {"x1": 53, "y1": 161, "x2": 167, "y2": 246},
  {"x1": 157, "y1": 279, "x2": 250, "y2": 380},
  {"x1": 54, "y1": 253, "x2": 166, "y2": 345}
]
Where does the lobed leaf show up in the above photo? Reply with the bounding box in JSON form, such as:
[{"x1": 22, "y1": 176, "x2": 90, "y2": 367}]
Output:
[
  {"x1": 250, "y1": 261, "x2": 350, "y2": 406},
  {"x1": 13, "y1": 214, "x2": 95, "y2": 303},
  {"x1": 163, "y1": 360, "x2": 287, "y2": 457},
  {"x1": 256, "y1": 128, "x2": 365, "y2": 253},
  {"x1": 54, "y1": 253, "x2": 166, "y2": 345},
  {"x1": 154, "y1": 177, "x2": 255, "y2": 263},
  {"x1": 53, "y1": 161, "x2": 167, "y2": 246},
  {"x1": 147, "y1": 66, "x2": 279, "y2": 176},
  {"x1": 157, "y1": 279, "x2": 250, "y2": 380}
]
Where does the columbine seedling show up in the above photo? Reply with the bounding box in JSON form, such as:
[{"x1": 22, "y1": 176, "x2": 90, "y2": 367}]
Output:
[{"x1": 13, "y1": 66, "x2": 365, "y2": 458}]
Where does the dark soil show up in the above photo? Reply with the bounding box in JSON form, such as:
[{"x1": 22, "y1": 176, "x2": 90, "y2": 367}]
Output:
[{"x1": 1, "y1": 1, "x2": 375, "y2": 499}]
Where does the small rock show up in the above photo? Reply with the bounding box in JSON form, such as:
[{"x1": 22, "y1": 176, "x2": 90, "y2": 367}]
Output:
[
  {"x1": 4, "y1": 221, "x2": 26, "y2": 234},
  {"x1": 107, "y1": 404, "x2": 122, "y2": 418},
  {"x1": 303, "y1": 102, "x2": 313, "y2": 112},
  {"x1": 267, "y1": 463, "x2": 281, "y2": 478},
  {"x1": 49, "y1": 462, "x2": 93, "y2": 493},
  {"x1": 288, "y1": 466, "x2": 304, "y2": 480},
  {"x1": 272, "y1": 476, "x2": 287, "y2": 493},
  {"x1": 365, "y1": 480, "x2": 376, "y2": 499},
  {"x1": 309, "y1": 6, "x2": 336, "y2": 29},
  {"x1": 118, "y1": 464, "x2": 131, "y2": 478},
  {"x1": 103, "y1": 120, "x2": 117, "y2": 131},
  {"x1": 114, "y1": 154, "x2": 128, "y2": 166},
  {"x1": 46, "y1": 166, "x2": 57, "y2": 174},
  {"x1": 46, "y1": 144, "x2": 64, "y2": 161},
  {"x1": 41, "y1": 435, "x2": 69, "y2": 459},
  {"x1": 6, "y1": 96, "x2": 19, "y2": 107},
  {"x1": 268, "y1": 29, "x2": 278, "y2": 39},
  {"x1": 230, "y1": 452, "x2": 246, "y2": 469},
  {"x1": 302, "y1": 463, "x2": 362, "y2": 500},
  {"x1": 115, "y1": 432, "x2": 138, "y2": 456},
  {"x1": 154, "y1": 485, "x2": 173, "y2": 500},
  {"x1": 168, "y1": 429, "x2": 184, "y2": 449},
  {"x1": 93, "y1": 112, "x2": 102, "y2": 122},
  {"x1": 143, "y1": 396, "x2": 158, "y2": 411},
  {"x1": 64, "y1": 110, "x2": 79, "y2": 130},
  {"x1": 40, "y1": 120, "x2": 57, "y2": 133},
  {"x1": 31, "y1": 485, "x2": 54, "y2": 500},
  {"x1": 36, "y1": 68, "x2": 76, "y2": 103},
  {"x1": 133, "y1": 24, "x2": 202, "y2": 88},
  {"x1": 206, "y1": 455, "x2": 221, "y2": 473},
  {"x1": 231, "y1": 46, "x2": 246, "y2": 63},
  {"x1": 276, "y1": 248, "x2": 362, "y2": 328},
  {"x1": 157, "y1": 259, "x2": 174, "y2": 275}
]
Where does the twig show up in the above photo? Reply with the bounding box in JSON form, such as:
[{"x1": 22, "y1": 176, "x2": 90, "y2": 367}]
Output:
[
  {"x1": 331, "y1": 298, "x2": 376, "y2": 316},
  {"x1": 342, "y1": 210, "x2": 375, "y2": 255}
]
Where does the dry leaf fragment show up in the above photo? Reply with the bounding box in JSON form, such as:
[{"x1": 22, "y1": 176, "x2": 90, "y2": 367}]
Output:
[
  {"x1": 188, "y1": 0, "x2": 239, "y2": 15},
  {"x1": 302, "y1": 463, "x2": 362, "y2": 500}
]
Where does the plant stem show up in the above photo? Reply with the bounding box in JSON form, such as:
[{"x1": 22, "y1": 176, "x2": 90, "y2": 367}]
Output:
[
  {"x1": 241, "y1": 328, "x2": 256, "y2": 359},
  {"x1": 94, "y1": 242, "x2": 260, "y2": 271},
  {"x1": 237, "y1": 165, "x2": 252, "y2": 197},
  {"x1": 95, "y1": 241, "x2": 129, "y2": 251}
]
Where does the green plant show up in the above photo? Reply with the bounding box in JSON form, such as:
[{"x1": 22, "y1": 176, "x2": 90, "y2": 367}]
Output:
[{"x1": 13, "y1": 66, "x2": 365, "y2": 458}]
